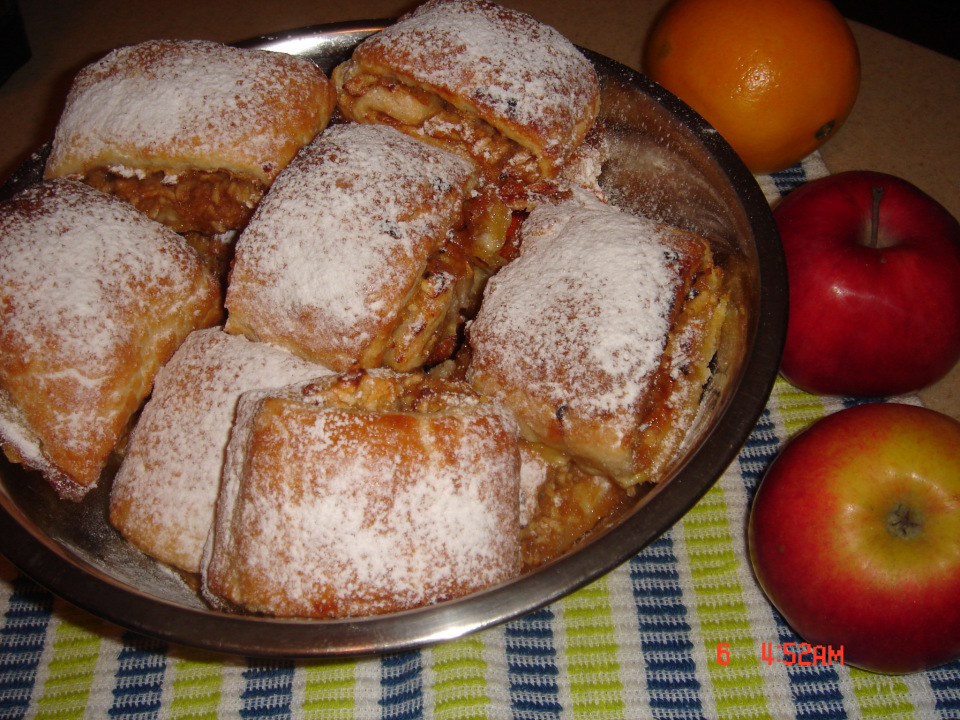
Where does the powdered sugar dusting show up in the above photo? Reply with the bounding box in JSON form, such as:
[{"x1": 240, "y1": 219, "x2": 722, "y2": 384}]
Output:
[
  {"x1": 45, "y1": 39, "x2": 334, "y2": 182},
  {"x1": 518, "y1": 443, "x2": 549, "y2": 526},
  {"x1": 0, "y1": 179, "x2": 219, "y2": 490},
  {"x1": 110, "y1": 328, "x2": 333, "y2": 573},
  {"x1": 205, "y1": 371, "x2": 521, "y2": 616},
  {"x1": 225, "y1": 123, "x2": 476, "y2": 364},
  {"x1": 354, "y1": 0, "x2": 599, "y2": 166},
  {"x1": 0, "y1": 181, "x2": 206, "y2": 360},
  {"x1": 469, "y1": 191, "x2": 681, "y2": 418}
]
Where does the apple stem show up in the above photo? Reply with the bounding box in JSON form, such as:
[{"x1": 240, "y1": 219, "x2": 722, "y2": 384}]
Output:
[{"x1": 869, "y1": 186, "x2": 884, "y2": 249}]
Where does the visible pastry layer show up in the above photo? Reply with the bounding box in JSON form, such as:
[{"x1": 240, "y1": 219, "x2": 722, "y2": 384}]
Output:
[
  {"x1": 0, "y1": 180, "x2": 222, "y2": 499},
  {"x1": 467, "y1": 191, "x2": 727, "y2": 487},
  {"x1": 202, "y1": 369, "x2": 521, "y2": 618},
  {"x1": 44, "y1": 39, "x2": 337, "y2": 234},
  {"x1": 225, "y1": 123, "x2": 481, "y2": 373},
  {"x1": 333, "y1": 0, "x2": 600, "y2": 192},
  {"x1": 110, "y1": 329, "x2": 332, "y2": 573}
]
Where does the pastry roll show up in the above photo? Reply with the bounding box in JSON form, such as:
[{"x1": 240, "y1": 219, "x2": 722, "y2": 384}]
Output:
[
  {"x1": 0, "y1": 180, "x2": 222, "y2": 500},
  {"x1": 333, "y1": 0, "x2": 601, "y2": 192},
  {"x1": 110, "y1": 329, "x2": 332, "y2": 574},
  {"x1": 467, "y1": 191, "x2": 727, "y2": 487},
  {"x1": 225, "y1": 122, "x2": 481, "y2": 373},
  {"x1": 202, "y1": 369, "x2": 522, "y2": 618},
  {"x1": 44, "y1": 39, "x2": 337, "y2": 236}
]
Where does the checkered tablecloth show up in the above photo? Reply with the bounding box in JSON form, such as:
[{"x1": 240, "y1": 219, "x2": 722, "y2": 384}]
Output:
[{"x1": 2, "y1": 156, "x2": 959, "y2": 719}]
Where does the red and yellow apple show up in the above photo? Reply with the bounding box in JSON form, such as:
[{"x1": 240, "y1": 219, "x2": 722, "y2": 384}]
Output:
[
  {"x1": 774, "y1": 170, "x2": 960, "y2": 397},
  {"x1": 748, "y1": 402, "x2": 960, "y2": 674}
]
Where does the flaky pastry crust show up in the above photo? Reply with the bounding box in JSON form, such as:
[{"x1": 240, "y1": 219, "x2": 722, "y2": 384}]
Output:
[
  {"x1": 468, "y1": 192, "x2": 727, "y2": 487},
  {"x1": 333, "y1": 0, "x2": 600, "y2": 185},
  {"x1": 0, "y1": 180, "x2": 222, "y2": 499},
  {"x1": 202, "y1": 369, "x2": 521, "y2": 618},
  {"x1": 225, "y1": 123, "x2": 480, "y2": 373},
  {"x1": 110, "y1": 329, "x2": 331, "y2": 573},
  {"x1": 44, "y1": 39, "x2": 337, "y2": 234}
]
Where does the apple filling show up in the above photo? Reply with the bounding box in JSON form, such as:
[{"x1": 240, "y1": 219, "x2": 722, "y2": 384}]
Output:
[
  {"x1": 334, "y1": 65, "x2": 542, "y2": 195},
  {"x1": 462, "y1": 188, "x2": 525, "y2": 271},
  {"x1": 83, "y1": 166, "x2": 265, "y2": 235},
  {"x1": 519, "y1": 440, "x2": 631, "y2": 569},
  {"x1": 299, "y1": 368, "x2": 477, "y2": 414},
  {"x1": 620, "y1": 260, "x2": 728, "y2": 485},
  {"x1": 376, "y1": 244, "x2": 478, "y2": 373}
]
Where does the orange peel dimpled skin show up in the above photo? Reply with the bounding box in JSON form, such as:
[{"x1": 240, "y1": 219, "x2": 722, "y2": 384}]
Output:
[{"x1": 644, "y1": 0, "x2": 860, "y2": 174}]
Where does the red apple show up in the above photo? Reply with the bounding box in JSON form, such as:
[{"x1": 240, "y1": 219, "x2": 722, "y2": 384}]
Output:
[
  {"x1": 748, "y1": 402, "x2": 960, "y2": 674},
  {"x1": 774, "y1": 170, "x2": 960, "y2": 396}
]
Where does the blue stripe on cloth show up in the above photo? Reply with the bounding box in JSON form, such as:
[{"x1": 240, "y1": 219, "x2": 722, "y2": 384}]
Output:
[
  {"x1": 505, "y1": 606, "x2": 562, "y2": 720},
  {"x1": 629, "y1": 532, "x2": 706, "y2": 720},
  {"x1": 0, "y1": 576, "x2": 53, "y2": 720},
  {"x1": 929, "y1": 659, "x2": 960, "y2": 719},
  {"x1": 240, "y1": 660, "x2": 295, "y2": 719},
  {"x1": 380, "y1": 651, "x2": 423, "y2": 719},
  {"x1": 770, "y1": 163, "x2": 808, "y2": 197},
  {"x1": 108, "y1": 632, "x2": 167, "y2": 719},
  {"x1": 840, "y1": 396, "x2": 886, "y2": 410},
  {"x1": 737, "y1": 408, "x2": 780, "y2": 499},
  {"x1": 738, "y1": 409, "x2": 847, "y2": 720}
]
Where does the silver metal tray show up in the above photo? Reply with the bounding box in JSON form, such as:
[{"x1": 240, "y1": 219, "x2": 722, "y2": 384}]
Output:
[{"x1": 0, "y1": 21, "x2": 786, "y2": 658}]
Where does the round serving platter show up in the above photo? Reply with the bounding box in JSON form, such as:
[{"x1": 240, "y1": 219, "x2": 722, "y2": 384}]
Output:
[{"x1": 0, "y1": 21, "x2": 787, "y2": 658}]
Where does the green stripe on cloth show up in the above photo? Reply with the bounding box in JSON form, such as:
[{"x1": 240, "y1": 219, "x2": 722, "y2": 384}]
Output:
[
  {"x1": 561, "y1": 577, "x2": 626, "y2": 719},
  {"x1": 169, "y1": 654, "x2": 223, "y2": 719},
  {"x1": 682, "y1": 483, "x2": 772, "y2": 719},
  {"x1": 851, "y1": 668, "x2": 916, "y2": 718},
  {"x1": 773, "y1": 377, "x2": 829, "y2": 437},
  {"x1": 431, "y1": 635, "x2": 489, "y2": 719},
  {"x1": 301, "y1": 659, "x2": 355, "y2": 719},
  {"x1": 32, "y1": 604, "x2": 100, "y2": 720}
]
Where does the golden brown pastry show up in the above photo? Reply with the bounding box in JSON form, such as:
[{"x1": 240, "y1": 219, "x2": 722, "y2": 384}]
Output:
[
  {"x1": 225, "y1": 122, "x2": 481, "y2": 373},
  {"x1": 110, "y1": 329, "x2": 332, "y2": 574},
  {"x1": 201, "y1": 369, "x2": 522, "y2": 618},
  {"x1": 333, "y1": 0, "x2": 601, "y2": 195},
  {"x1": 467, "y1": 191, "x2": 727, "y2": 487},
  {"x1": 44, "y1": 39, "x2": 337, "y2": 236},
  {"x1": 0, "y1": 180, "x2": 222, "y2": 500}
]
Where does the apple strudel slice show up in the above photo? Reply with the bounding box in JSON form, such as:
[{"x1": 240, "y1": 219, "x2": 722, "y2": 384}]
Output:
[
  {"x1": 201, "y1": 369, "x2": 522, "y2": 618},
  {"x1": 110, "y1": 328, "x2": 332, "y2": 574},
  {"x1": 44, "y1": 39, "x2": 337, "y2": 237},
  {"x1": 0, "y1": 180, "x2": 222, "y2": 500},
  {"x1": 333, "y1": 0, "x2": 601, "y2": 201},
  {"x1": 467, "y1": 191, "x2": 728, "y2": 488},
  {"x1": 225, "y1": 122, "x2": 483, "y2": 373}
]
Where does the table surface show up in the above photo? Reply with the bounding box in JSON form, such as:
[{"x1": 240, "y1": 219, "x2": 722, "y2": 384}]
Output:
[
  {"x1": 2, "y1": 0, "x2": 958, "y2": 422},
  {"x1": 1, "y1": 3, "x2": 960, "y2": 718}
]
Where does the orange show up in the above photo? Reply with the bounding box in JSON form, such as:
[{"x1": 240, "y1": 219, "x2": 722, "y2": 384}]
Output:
[{"x1": 644, "y1": 0, "x2": 861, "y2": 174}]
